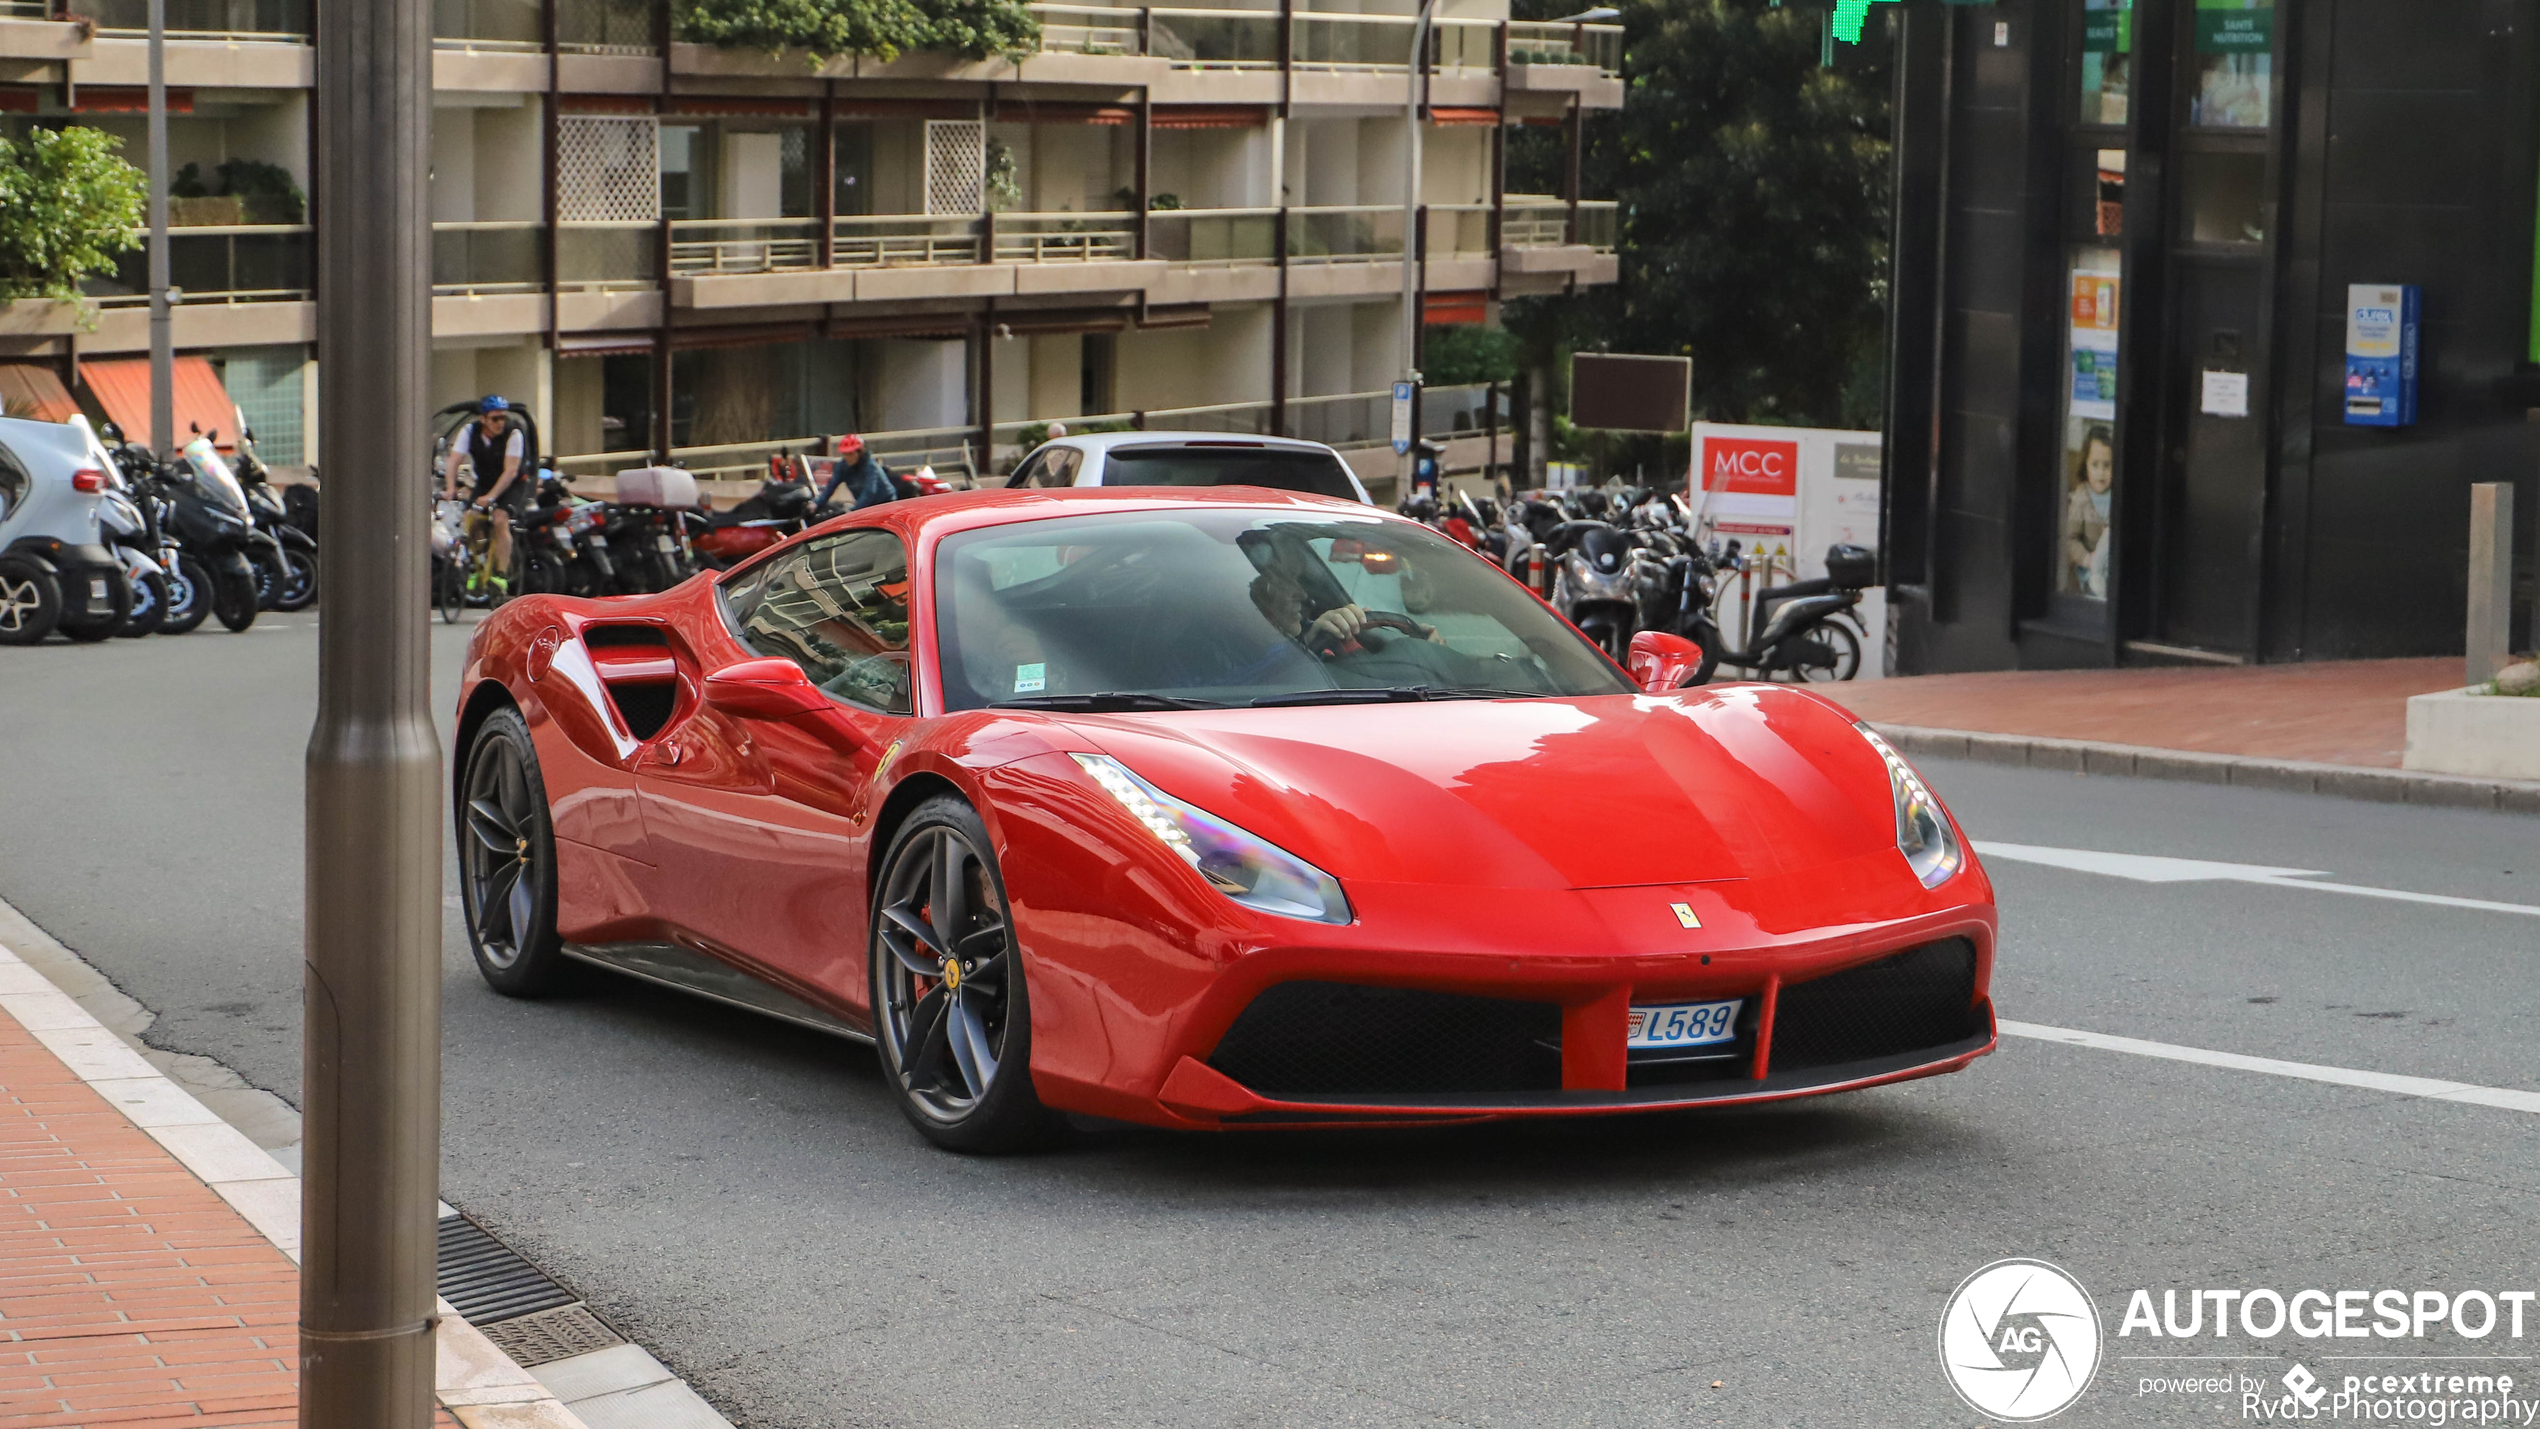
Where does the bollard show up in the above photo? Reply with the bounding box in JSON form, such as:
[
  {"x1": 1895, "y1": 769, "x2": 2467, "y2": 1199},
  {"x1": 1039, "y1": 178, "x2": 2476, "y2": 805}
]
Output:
[{"x1": 2467, "y1": 482, "x2": 2513, "y2": 687}]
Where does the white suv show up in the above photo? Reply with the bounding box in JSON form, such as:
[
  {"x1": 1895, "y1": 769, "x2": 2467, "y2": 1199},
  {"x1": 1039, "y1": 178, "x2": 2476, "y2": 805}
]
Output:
[{"x1": 1004, "y1": 431, "x2": 1371, "y2": 503}]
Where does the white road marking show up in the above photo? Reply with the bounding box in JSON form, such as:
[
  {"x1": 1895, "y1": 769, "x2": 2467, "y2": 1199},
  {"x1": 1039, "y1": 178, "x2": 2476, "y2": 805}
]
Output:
[
  {"x1": 2000, "y1": 1021, "x2": 2540, "y2": 1115},
  {"x1": 1975, "y1": 841, "x2": 2540, "y2": 918}
]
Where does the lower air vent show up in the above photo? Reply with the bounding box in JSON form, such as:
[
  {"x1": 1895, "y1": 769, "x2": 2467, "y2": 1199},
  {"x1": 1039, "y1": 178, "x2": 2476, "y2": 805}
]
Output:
[
  {"x1": 1208, "y1": 981, "x2": 1562, "y2": 1096},
  {"x1": 607, "y1": 682, "x2": 675, "y2": 740},
  {"x1": 1769, "y1": 939, "x2": 1981, "y2": 1073}
]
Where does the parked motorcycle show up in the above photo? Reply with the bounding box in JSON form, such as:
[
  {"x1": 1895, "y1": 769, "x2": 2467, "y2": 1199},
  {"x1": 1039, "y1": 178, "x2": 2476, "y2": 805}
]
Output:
[
  {"x1": 230, "y1": 421, "x2": 319, "y2": 611},
  {"x1": 602, "y1": 465, "x2": 701, "y2": 593},
  {"x1": 519, "y1": 468, "x2": 616, "y2": 597},
  {"x1": 1651, "y1": 541, "x2": 1874, "y2": 685},
  {"x1": 161, "y1": 434, "x2": 269, "y2": 632},
  {"x1": 689, "y1": 471, "x2": 831, "y2": 572}
]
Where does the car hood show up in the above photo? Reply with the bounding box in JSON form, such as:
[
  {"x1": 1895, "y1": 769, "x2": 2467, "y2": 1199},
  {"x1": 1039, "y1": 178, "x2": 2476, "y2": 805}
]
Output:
[{"x1": 1057, "y1": 686, "x2": 1899, "y2": 890}]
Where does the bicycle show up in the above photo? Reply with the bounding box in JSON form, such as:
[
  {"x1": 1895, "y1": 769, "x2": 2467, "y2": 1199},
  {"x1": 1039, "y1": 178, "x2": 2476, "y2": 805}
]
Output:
[{"x1": 432, "y1": 498, "x2": 517, "y2": 623}]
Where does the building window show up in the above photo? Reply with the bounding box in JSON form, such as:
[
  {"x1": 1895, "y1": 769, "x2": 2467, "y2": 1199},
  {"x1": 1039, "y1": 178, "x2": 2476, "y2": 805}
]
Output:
[
  {"x1": 2078, "y1": 0, "x2": 2132, "y2": 125},
  {"x1": 2059, "y1": 247, "x2": 2122, "y2": 600},
  {"x1": 2190, "y1": 0, "x2": 2274, "y2": 129},
  {"x1": 220, "y1": 345, "x2": 307, "y2": 468}
]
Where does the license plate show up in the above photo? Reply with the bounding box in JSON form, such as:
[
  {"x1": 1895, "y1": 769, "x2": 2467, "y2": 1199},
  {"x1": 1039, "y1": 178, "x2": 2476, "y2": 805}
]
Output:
[
  {"x1": 89, "y1": 578, "x2": 109, "y2": 602},
  {"x1": 1626, "y1": 998, "x2": 1742, "y2": 1051},
  {"x1": 654, "y1": 534, "x2": 676, "y2": 553}
]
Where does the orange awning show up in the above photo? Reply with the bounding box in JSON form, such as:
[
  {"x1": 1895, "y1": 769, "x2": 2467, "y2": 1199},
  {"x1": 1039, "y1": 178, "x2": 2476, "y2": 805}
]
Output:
[
  {"x1": 1428, "y1": 106, "x2": 1501, "y2": 126},
  {"x1": 0, "y1": 364, "x2": 81, "y2": 424},
  {"x1": 79, "y1": 356, "x2": 236, "y2": 452},
  {"x1": 1423, "y1": 290, "x2": 1489, "y2": 325}
]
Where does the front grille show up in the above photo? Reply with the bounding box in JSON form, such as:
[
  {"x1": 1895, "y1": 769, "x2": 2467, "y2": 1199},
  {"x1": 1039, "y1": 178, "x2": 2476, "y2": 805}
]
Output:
[
  {"x1": 1207, "y1": 981, "x2": 1562, "y2": 1097},
  {"x1": 1769, "y1": 939, "x2": 1981, "y2": 1072}
]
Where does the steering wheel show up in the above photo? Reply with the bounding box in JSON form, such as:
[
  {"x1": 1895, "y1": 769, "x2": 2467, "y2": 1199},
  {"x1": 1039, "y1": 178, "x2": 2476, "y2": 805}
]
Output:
[{"x1": 1308, "y1": 609, "x2": 1428, "y2": 659}]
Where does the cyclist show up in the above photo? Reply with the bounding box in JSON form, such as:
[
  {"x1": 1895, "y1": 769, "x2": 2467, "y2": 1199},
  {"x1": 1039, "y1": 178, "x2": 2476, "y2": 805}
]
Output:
[{"x1": 440, "y1": 395, "x2": 532, "y2": 593}]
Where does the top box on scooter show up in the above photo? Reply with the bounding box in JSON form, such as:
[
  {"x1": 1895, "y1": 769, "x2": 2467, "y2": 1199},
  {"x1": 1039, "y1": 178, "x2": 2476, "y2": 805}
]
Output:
[{"x1": 612, "y1": 466, "x2": 698, "y2": 509}]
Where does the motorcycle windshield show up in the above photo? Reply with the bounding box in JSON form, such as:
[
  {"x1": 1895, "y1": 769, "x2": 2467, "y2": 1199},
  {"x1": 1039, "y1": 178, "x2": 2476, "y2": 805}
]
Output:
[{"x1": 185, "y1": 448, "x2": 251, "y2": 517}]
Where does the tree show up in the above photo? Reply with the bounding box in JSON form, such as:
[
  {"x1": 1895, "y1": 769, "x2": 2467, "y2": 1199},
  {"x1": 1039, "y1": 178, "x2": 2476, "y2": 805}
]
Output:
[
  {"x1": 0, "y1": 126, "x2": 147, "y2": 304},
  {"x1": 1503, "y1": 0, "x2": 1892, "y2": 477}
]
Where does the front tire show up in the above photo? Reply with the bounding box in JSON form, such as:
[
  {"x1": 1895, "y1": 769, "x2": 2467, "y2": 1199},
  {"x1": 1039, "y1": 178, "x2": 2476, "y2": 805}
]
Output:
[
  {"x1": 0, "y1": 556, "x2": 61, "y2": 645},
  {"x1": 118, "y1": 569, "x2": 169, "y2": 638},
  {"x1": 870, "y1": 797, "x2": 1063, "y2": 1153},
  {"x1": 212, "y1": 565, "x2": 258, "y2": 632},
  {"x1": 271, "y1": 547, "x2": 318, "y2": 612},
  {"x1": 458, "y1": 707, "x2": 573, "y2": 997},
  {"x1": 161, "y1": 556, "x2": 214, "y2": 635}
]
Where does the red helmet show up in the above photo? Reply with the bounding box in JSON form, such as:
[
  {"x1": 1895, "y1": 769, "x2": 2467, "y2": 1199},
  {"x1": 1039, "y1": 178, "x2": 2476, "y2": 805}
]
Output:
[{"x1": 835, "y1": 434, "x2": 866, "y2": 459}]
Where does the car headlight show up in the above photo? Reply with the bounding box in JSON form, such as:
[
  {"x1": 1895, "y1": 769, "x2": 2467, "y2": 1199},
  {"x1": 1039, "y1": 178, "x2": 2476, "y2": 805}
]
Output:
[
  {"x1": 1855, "y1": 723, "x2": 1963, "y2": 888},
  {"x1": 1073, "y1": 754, "x2": 1352, "y2": 924}
]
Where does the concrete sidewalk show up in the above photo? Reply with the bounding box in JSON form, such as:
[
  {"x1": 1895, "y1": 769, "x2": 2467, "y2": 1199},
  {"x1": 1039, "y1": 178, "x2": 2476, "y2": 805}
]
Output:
[
  {"x1": 1828, "y1": 657, "x2": 2540, "y2": 812},
  {"x1": 0, "y1": 942, "x2": 581, "y2": 1429}
]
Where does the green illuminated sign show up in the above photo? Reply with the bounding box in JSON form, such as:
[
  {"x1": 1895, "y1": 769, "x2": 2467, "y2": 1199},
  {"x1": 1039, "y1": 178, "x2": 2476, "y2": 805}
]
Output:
[{"x1": 2194, "y1": 0, "x2": 2272, "y2": 53}]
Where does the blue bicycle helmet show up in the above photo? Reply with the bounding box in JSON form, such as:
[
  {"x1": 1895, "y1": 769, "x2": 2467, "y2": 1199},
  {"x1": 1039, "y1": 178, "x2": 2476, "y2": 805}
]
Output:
[{"x1": 478, "y1": 394, "x2": 511, "y2": 415}]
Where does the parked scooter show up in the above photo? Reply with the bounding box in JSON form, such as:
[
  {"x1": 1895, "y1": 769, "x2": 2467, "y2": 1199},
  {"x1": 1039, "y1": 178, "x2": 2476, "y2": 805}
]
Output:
[
  {"x1": 690, "y1": 469, "x2": 828, "y2": 572},
  {"x1": 1652, "y1": 541, "x2": 1874, "y2": 685},
  {"x1": 602, "y1": 465, "x2": 701, "y2": 593},
  {"x1": 519, "y1": 467, "x2": 615, "y2": 597},
  {"x1": 97, "y1": 425, "x2": 211, "y2": 635},
  {"x1": 229, "y1": 420, "x2": 318, "y2": 611},
  {"x1": 1544, "y1": 519, "x2": 1645, "y2": 663},
  {"x1": 0, "y1": 416, "x2": 136, "y2": 644},
  {"x1": 161, "y1": 434, "x2": 269, "y2": 632}
]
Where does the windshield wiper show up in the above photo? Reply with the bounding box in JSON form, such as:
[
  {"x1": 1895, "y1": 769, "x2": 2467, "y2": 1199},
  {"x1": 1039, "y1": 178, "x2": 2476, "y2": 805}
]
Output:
[
  {"x1": 1249, "y1": 685, "x2": 1548, "y2": 707},
  {"x1": 991, "y1": 692, "x2": 1228, "y2": 712}
]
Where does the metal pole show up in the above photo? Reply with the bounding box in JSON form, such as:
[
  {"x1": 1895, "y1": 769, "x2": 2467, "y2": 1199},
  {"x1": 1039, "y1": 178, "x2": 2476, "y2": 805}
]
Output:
[
  {"x1": 2467, "y1": 482, "x2": 2514, "y2": 687},
  {"x1": 303, "y1": 0, "x2": 440, "y2": 1407},
  {"x1": 146, "y1": 0, "x2": 171, "y2": 457},
  {"x1": 1399, "y1": 0, "x2": 1434, "y2": 491}
]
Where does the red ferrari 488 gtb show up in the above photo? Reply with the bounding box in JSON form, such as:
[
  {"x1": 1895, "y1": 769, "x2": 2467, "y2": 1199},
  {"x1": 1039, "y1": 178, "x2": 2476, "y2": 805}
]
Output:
[{"x1": 453, "y1": 486, "x2": 1996, "y2": 1150}]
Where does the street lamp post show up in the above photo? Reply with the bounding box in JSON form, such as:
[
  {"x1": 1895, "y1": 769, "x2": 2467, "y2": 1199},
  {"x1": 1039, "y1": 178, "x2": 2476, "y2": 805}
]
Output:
[
  {"x1": 1398, "y1": 0, "x2": 1437, "y2": 491},
  {"x1": 301, "y1": 0, "x2": 441, "y2": 1415},
  {"x1": 145, "y1": 0, "x2": 169, "y2": 457}
]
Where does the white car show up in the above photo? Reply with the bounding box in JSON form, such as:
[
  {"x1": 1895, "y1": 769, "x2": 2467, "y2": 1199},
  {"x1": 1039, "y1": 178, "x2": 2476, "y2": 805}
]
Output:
[{"x1": 1004, "y1": 430, "x2": 1371, "y2": 503}]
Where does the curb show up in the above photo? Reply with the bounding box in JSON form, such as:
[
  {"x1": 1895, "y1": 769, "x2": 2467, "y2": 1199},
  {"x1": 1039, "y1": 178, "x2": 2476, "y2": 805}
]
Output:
[
  {"x1": 0, "y1": 896, "x2": 742, "y2": 1429},
  {"x1": 1873, "y1": 724, "x2": 2540, "y2": 815}
]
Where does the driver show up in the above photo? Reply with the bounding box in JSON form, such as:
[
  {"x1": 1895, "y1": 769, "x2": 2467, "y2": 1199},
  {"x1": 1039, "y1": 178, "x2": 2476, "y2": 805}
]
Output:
[
  {"x1": 1248, "y1": 564, "x2": 1445, "y2": 657},
  {"x1": 440, "y1": 395, "x2": 529, "y2": 593}
]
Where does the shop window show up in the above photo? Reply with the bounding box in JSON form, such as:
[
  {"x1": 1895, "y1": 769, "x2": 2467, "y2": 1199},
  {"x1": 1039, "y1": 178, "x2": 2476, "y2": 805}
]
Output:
[
  {"x1": 2078, "y1": 0, "x2": 2132, "y2": 125},
  {"x1": 2057, "y1": 247, "x2": 2123, "y2": 601},
  {"x1": 2191, "y1": 0, "x2": 2274, "y2": 129},
  {"x1": 2180, "y1": 151, "x2": 2266, "y2": 245}
]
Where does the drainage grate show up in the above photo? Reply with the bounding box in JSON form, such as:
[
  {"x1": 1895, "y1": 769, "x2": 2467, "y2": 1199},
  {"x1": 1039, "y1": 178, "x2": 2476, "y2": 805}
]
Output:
[
  {"x1": 437, "y1": 1214, "x2": 579, "y2": 1325},
  {"x1": 477, "y1": 1302, "x2": 626, "y2": 1368}
]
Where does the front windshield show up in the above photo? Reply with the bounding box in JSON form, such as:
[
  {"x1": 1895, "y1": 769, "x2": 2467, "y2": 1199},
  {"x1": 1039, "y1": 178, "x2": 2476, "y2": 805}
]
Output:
[{"x1": 934, "y1": 508, "x2": 1633, "y2": 710}]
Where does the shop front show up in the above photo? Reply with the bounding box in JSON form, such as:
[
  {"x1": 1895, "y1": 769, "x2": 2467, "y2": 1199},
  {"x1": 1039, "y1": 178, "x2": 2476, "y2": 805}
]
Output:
[{"x1": 1880, "y1": 0, "x2": 2540, "y2": 671}]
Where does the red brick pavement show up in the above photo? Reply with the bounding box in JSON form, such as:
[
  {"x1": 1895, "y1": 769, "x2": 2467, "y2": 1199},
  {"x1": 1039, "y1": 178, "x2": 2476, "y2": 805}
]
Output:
[
  {"x1": 1829, "y1": 657, "x2": 2463, "y2": 769},
  {"x1": 0, "y1": 1013, "x2": 459, "y2": 1429}
]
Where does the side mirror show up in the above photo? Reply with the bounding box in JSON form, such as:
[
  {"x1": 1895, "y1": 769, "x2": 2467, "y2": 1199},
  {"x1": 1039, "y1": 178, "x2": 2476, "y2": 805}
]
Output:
[{"x1": 1628, "y1": 630, "x2": 1704, "y2": 693}]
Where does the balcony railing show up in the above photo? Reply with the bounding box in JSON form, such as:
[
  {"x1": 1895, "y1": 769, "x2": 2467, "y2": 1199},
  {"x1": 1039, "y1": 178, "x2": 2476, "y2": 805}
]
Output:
[
  {"x1": 558, "y1": 222, "x2": 658, "y2": 289},
  {"x1": 434, "y1": 0, "x2": 539, "y2": 47},
  {"x1": 1502, "y1": 197, "x2": 1619, "y2": 253},
  {"x1": 1289, "y1": 205, "x2": 1404, "y2": 264},
  {"x1": 557, "y1": 0, "x2": 654, "y2": 53},
  {"x1": 1506, "y1": 18, "x2": 1622, "y2": 76},
  {"x1": 1285, "y1": 390, "x2": 1390, "y2": 448},
  {"x1": 1424, "y1": 203, "x2": 1492, "y2": 260},
  {"x1": 1146, "y1": 207, "x2": 1276, "y2": 266},
  {"x1": 669, "y1": 218, "x2": 822, "y2": 275},
  {"x1": 67, "y1": 0, "x2": 309, "y2": 38},
  {"x1": 88, "y1": 226, "x2": 311, "y2": 306},
  {"x1": 1147, "y1": 7, "x2": 1278, "y2": 68},
  {"x1": 1419, "y1": 382, "x2": 1504, "y2": 439},
  {"x1": 1027, "y1": 2, "x2": 1143, "y2": 55},
  {"x1": 432, "y1": 221, "x2": 543, "y2": 295},
  {"x1": 991, "y1": 213, "x2": 1136, "y2": 264},
  {"x1": 832, "y1": 214, "x2": 981, "y2": 268}
]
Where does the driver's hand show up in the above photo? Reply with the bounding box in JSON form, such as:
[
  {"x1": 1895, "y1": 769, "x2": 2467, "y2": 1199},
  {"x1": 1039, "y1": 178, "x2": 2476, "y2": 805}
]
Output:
[
  {"x1": 1305, "y1": 604, "x2": 1367, "y2": 649},
  {"x1": 1422, "y1": 624, "x2": 1446, "y2": 645}
]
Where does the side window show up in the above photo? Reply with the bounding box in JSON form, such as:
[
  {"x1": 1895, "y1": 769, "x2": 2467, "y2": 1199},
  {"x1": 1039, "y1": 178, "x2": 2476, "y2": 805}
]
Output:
[
  {"x1": 719, "y1": 530, "x2": 914, "y2": 714},
  {"x1": 0, "y1": 444, "x2": 27, "y2": 522},
  {"x1": 1006, "y1": 451, "x2": 1047, "y2": 489},
  {"x1": 1014, "y1": 447, "x2": 1080, "y2": 489}
]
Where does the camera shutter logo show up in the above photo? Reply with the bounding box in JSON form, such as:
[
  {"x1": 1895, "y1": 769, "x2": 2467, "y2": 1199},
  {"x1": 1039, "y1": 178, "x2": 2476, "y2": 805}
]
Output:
[{"x1": 1938, "y1": 1259, "x2": 2103, "y2": 1421}]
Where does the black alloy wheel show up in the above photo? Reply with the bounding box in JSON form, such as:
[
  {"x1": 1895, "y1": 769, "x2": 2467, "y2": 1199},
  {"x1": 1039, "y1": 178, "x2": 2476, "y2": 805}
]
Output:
[
  {"x1": 271, "y1": 547, "x2": 318, "y2": 612},
  {"x1": 161, "y1": 555, "x2": 214, "y2": 635},
  {"x1": 870, "y1": 797, "x2": 1062, "y2": 1152},
  {"x1": 252, "y1": 546, "x2": 290, "y2": 610},
  {"x1": 0, "y1": 556, "x2": 61, "y2": 645},
  {"x1": 118, "y1": 569, "x2": 170, "y2": 638},
  {"x1": 457, "y1": 708, "x2": 570, "y2": 996}
]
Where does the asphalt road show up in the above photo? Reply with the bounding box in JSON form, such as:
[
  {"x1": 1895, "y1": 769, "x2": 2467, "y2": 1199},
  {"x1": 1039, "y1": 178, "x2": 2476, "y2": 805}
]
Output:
[{"x1": 3, "y1": 620, "x2": 2537, "y2": 1428}]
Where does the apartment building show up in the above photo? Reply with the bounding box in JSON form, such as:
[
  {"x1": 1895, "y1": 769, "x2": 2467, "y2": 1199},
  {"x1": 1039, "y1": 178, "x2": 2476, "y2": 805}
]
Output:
[{"x1": 0, "y1": 0, "x2": 1620, "y2": 496}]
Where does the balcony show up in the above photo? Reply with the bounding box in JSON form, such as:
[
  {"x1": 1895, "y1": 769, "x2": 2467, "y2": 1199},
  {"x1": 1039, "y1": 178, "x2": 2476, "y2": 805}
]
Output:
[
  {"x1": 1289, "y1": 206, "x2": 1404, "y2": 264},
  {"x1": 1505, "y1": 19, "x2": 1621, "y2": 76},
  {"x1": 433, "y1": 0, "x2": 539, "y2": 48},
  {"x1": 1146, "y1": 208, "x2": 1275, "y2": 266},
  {"x1": 432, "y1": 222, "x2": 543, "y2": 295},
  {"x1": 1502, "y1": 197, "x2": 1618, "y2": 253},
  {"x1": 560, "y1": 223, "x2": 659, "y2": 289},
  {"x1": 669, "y1": 219, "x2": 822, "y2": 276},
  {"x1": 557, "y1": 0, "x2": 653, "y2": 53},
  {"x1": 88, "y1": 226, "x2": 311, "y2": 306},
  {"x1": 1147, "y1": 7, "x2": 1277, "y2": 67},
  {"x1": 65, "y1": 0, "x2": 308, "y2": 39},
  {"x1": 832, "y1": 215, "x2": 982, "y2": 269}
]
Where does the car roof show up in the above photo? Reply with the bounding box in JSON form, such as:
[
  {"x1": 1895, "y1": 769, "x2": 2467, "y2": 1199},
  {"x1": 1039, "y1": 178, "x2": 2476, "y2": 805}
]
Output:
[
  {"x1": 787, "y1": 484, "x2": 1408, "y2": 554},
  {"x1": 1038, "y1": 430, "x2": 1347, "y2": 458}
]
